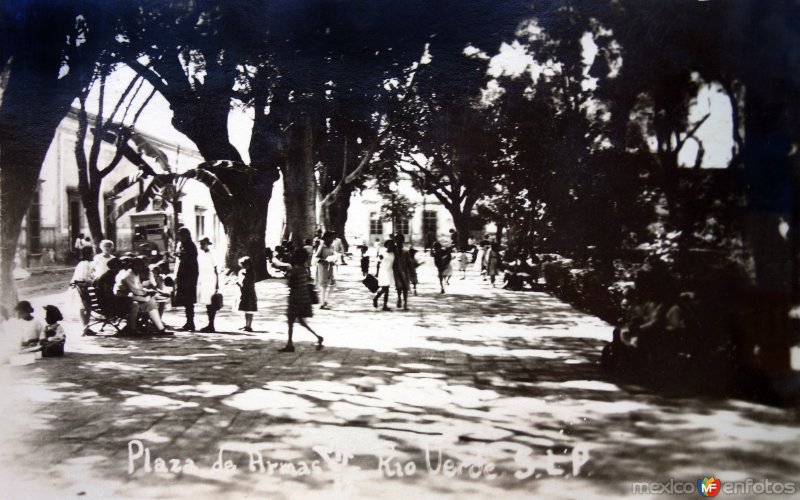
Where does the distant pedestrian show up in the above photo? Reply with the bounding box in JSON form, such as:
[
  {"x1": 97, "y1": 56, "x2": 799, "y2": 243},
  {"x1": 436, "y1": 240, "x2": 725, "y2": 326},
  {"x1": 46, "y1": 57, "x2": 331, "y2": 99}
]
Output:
[
  {"x1": 393, "y1": 233, "x2": 412, "y2": 310},
  {"x1": 41, "y1": 305, "x2": 66, "y2": 357},
  {"x1": 280, "y1": 248, "x2": 324, "y2": 352},
  {"x1": 360, "y1": 245, "x2": 370, "y2": 277},
  {"x1": 173, "y1": 227, "x2": 199, "y2": 331},
  {"x1": 196, "y1": 237, "x2": 220, "y2": 333},
  {"x1": 303, "y1": 239, "x2": 314, "y2": 274},
  {"x1": 235, "y1": 256, "x2": 257, "y2": 332},
  {"x1": 458, "y1": 246, "x2": 469, "y2": 279},
  {"x1": 73, "y1": 233, "x2": 85, "y2": 261},
  {"x1": 424, "y1": 231, "x2": 435, "y2": 252},
  {"x1": 314, "y1": 231, "x2": 336, "y2": 309},
  {"x1": 433, "y1": 242, "x2": 453, "y2": 294},
  {"x1": 484, "y1": 242, "x2": 501, "y2": 287},
  {"x1": 331, "y1": 232, "x2": 345, "y2": 264},
  {"x1": 373, "y1": 239, "x2": 396, "y2": 311},
  {"x1": 408, "y1": 247, "x2": 421, "y2": 296}
]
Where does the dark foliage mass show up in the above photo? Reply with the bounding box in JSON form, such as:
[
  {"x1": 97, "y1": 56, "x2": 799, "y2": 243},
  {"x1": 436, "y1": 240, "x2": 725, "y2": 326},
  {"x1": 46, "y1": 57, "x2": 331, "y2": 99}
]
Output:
[{"x1": 1, "y1": 0, "x2": 798, "y2": 390}]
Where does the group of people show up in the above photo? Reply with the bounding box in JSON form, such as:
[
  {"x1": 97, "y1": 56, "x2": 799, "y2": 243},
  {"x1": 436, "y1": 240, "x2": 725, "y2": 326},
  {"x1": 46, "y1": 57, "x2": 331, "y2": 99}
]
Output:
[
  {"x1": 1, "y1": 301, "x2": 67, "y2": 362},
  {"x1": 74, "y1": 227, "x2": 322, "y2": 353},
  {"x1": 7, "y1": 226, "x2": 538, "y2": 361},
  {"x1": 371, "y1": 233, "x2": 418, "y2": 310}
]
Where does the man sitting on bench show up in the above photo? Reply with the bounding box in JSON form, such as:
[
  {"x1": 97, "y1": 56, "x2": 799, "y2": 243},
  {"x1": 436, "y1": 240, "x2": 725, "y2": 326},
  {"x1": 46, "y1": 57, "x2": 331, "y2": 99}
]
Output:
[
  {"x1": 95, "y1": 257, "x2": 125, "y2": 314},
  {"x1": 114, "y1": 257, "x2": 169, "y2": 335}
]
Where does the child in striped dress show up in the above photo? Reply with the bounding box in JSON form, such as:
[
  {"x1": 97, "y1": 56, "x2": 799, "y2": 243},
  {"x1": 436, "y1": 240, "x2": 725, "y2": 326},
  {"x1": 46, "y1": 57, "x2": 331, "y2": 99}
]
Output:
[{"x1": 280, "y1": 248, "x2": 324, "y2": 353}]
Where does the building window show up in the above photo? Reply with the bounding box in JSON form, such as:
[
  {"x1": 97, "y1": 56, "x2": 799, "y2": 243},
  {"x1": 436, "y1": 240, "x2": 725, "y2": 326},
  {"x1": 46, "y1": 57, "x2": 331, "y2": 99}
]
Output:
[
  {"x1": 27, "y1": 184, "x2": 42, "y2": 255},
  {"x1": 397, "y1": 217, "x2": 410, "y2": 236},
  {"x1": 195, "y1": 209, "x2": 206, "y2": 239},
  {"x1": 369, "y1": 212, "x2": 382, "y2": 236},
  {"x1": 423, "y1": 210, "x2": 437, "y2": 236}
]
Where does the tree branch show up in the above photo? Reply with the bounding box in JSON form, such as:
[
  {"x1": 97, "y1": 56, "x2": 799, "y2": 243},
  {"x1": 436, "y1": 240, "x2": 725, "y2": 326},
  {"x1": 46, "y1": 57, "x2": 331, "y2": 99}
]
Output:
[
  {"x1": 127, "y1": 59, "x2": 172, "y2": 99},
  {"x1": 675, "y1": 112, "x2": 710, "y2": 153},
  {"x1": 319, "y1": 141, "x2": 379, "y2": 208}
]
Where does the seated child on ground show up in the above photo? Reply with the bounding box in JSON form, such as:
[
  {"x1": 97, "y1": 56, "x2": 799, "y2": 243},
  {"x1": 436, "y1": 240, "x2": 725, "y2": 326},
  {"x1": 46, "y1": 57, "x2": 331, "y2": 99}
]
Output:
[{"x1": 41, "y1": 305, "x2": 66, "y2": 357}]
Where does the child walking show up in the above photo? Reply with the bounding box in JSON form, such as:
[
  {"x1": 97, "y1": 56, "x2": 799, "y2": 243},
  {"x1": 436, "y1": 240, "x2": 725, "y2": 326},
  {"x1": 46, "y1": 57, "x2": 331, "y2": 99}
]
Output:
[
  {"x1": 236, "y1": 256, "x2": 257, "y2": 332},
  {"x1": 41, "y1": 305, "x2": 66, "y2": 357},
  {"x1": 280, "y1": 248, "x2": 324, "y2": 352}
]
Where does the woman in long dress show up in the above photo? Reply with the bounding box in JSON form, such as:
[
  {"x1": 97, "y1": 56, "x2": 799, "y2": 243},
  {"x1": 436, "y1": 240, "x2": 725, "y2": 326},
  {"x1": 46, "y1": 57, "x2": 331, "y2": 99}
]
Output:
[
  {"x1": 373, "y1": 240, "x2": 396, "y2": 311},
  {"x1": 196, "y1": 237, "x2": 219, "y2": 332},
  {"x1": 314, "y1": 231, "x2": 336, "y2": 309},
  {"x1": 173, "y1": 227, "x2": 199, "y2": 331}
]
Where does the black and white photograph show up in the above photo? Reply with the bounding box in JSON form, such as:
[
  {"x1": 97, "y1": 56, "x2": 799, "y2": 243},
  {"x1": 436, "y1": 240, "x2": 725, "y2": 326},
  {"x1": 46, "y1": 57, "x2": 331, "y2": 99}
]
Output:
[{"x1": 0, "y1": 1, "x2": 798, "y2": 498}]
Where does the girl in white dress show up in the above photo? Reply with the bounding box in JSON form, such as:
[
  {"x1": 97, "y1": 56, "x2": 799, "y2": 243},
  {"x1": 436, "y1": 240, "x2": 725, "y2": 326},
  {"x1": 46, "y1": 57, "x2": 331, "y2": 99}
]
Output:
[{"x1": 373, "y1": 240, "x2": 396, "y2": 311}]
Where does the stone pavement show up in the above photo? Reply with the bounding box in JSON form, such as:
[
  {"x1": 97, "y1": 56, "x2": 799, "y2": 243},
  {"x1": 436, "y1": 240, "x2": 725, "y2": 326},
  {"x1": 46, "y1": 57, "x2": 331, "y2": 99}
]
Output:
[{"x1": 1, "y1": 261, "x2": 799, "y2": 499}]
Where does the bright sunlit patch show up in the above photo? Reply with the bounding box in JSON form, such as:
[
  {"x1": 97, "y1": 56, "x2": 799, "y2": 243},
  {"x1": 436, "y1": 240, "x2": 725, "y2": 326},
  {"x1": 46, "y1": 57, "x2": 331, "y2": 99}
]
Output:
[
  {"x1": 122, "y1": 394, "x2": 199, "y2": 410},
  {"x1": 153, "y1": 383, "x2": 239, "y2": 397},
  {"x1": 222, "y1": 389, "x2": 314, "y2": 412}
]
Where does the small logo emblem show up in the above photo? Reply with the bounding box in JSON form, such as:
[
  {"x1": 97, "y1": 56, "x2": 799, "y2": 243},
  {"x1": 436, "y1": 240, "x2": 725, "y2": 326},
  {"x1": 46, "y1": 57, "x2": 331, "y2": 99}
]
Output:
[{"x1": 698, "y1": 476, "x2": 721, "y2": 497}]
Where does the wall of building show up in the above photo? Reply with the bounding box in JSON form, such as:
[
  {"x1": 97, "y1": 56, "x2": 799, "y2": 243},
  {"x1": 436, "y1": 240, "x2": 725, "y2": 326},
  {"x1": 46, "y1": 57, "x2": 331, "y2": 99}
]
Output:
[
  {"x1": 344, "y1": 179, "x2": 455, "y2": 248},
  {"x1": 18, "y1": 111, "x2": 226, "y2": 267}
]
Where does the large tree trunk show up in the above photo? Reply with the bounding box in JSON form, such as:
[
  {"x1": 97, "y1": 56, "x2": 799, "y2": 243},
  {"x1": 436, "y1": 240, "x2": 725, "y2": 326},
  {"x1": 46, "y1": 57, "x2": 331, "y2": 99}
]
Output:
[
  {"x1": 320, "y1": 185, "x2": 353, "y2": 251},
  {"x1": 740, "y1": 86, "x2": 794, "y2": 378},
  {"x1": 164, "y1": 85, "x2": 277, "y2": 279},
  {"x1": 281, "y1": 114, "x2": 316, "y2": 247},
  {"x1": 0, "y1": 4, "x2": 106, "y2": 307},
  {"x1": 450, "y1": 207, "x2": 472, "y2": 250},
  {"x1": 75, "y1": 110, "x2": 105, "y2": 244}
]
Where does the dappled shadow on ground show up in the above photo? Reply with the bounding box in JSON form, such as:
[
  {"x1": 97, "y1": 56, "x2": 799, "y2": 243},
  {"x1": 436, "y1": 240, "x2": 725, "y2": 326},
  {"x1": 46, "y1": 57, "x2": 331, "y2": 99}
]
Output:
[{"x1": 3, "y1": 263, "x2": 799, "y2": 499}]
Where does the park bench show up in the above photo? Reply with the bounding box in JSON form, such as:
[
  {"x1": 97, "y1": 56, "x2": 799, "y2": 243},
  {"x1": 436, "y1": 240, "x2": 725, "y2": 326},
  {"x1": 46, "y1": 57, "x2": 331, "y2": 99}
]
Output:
[{"x1": 73, "y1": 282, "x2": 126, "y2": 335}]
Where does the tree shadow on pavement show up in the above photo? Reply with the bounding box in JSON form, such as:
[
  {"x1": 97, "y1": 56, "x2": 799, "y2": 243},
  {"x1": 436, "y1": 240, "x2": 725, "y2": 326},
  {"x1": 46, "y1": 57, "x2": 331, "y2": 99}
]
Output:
[{"x1": 4, "y1": 325, "x2": 799, "y2": 500}]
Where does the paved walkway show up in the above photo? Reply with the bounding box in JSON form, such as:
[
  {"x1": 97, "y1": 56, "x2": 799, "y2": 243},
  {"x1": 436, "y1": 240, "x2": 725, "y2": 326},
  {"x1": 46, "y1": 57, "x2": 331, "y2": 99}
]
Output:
[{"x1": 1, "y1": 261, "x2": 799, "y2": 499}]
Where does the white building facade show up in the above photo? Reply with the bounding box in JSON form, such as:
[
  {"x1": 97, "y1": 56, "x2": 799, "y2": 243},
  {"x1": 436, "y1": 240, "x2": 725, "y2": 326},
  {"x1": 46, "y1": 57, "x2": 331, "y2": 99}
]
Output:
[{"x1": 18, "y1": 110, "x2": 227, "y2": 267}]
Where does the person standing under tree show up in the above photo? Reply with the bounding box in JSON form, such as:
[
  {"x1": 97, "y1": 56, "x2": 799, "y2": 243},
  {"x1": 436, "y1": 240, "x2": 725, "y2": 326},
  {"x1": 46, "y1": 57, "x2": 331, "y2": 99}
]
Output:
[
  {"x1": 74, "y1": 233, "x2": 85, "y2": 261},
  {"x1": 314, "y1": 231, "x2": 336, "y2": 309},
  {"x1": 392, "y1": 233, "x2": 412, "y2": 310},
  {"x1": 173, "y1": 227, "x2": 199, "y2": 331},
  {"x1": 373, "y1": 239, "x2": 396, "y2": 311},
  {"x1": 280, "y1": 248, "x2": 324, "y2": 352},
  {"x1": 235, "y1": 256, "x2": 257, "y2": 332},
  {"x1": 196, "y1": 237, "x2": 219, "y2": 332}
]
